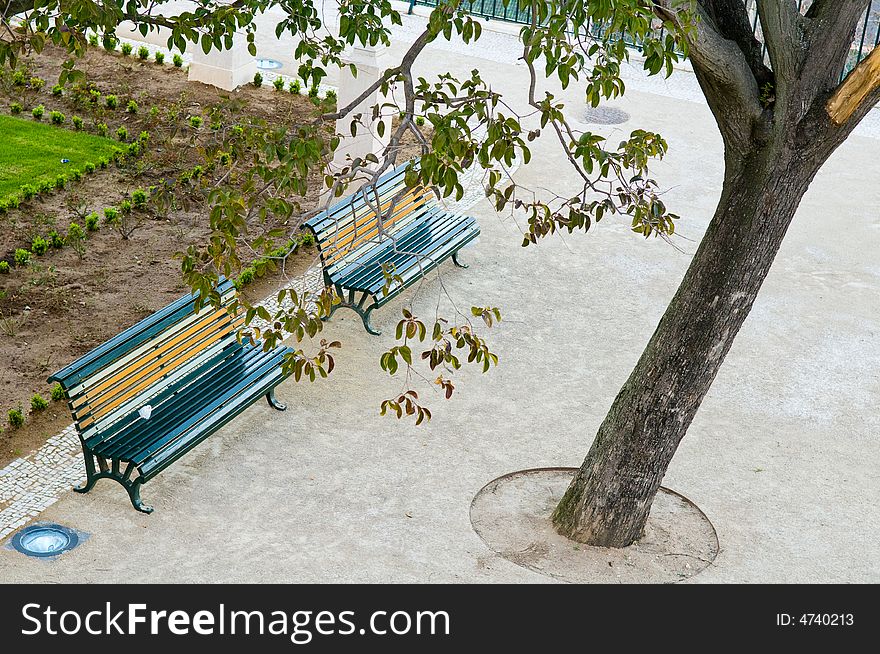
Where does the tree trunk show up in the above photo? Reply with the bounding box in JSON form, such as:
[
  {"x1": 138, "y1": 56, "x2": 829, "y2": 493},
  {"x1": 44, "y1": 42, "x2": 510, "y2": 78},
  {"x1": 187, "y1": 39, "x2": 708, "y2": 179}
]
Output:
[{"x1": 552, "y1": 139, "x2": 823, "y2": 547}]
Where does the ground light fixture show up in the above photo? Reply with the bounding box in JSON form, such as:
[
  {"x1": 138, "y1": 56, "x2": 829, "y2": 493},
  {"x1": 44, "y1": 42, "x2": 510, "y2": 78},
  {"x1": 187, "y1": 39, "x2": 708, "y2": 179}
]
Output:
[
  {"x1": 255, "y1": 58, "x2": 283, "y2": 70},
  {"x1": 11, "y1": 523, "x2": 80, "y2": 558}
]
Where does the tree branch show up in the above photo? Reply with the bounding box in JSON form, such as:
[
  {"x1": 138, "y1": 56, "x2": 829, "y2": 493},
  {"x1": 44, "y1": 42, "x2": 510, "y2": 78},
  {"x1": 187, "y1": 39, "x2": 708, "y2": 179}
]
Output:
[
  {"x1": 826, "y1": 45, "x2": 880, "y2": 125},
  {"x1": 698, "y1": 0, "x2": 773, "y2": 88},
  {"x1": 654, "y1": 1, "x2": 764, "y2": 149},
  {"x1": 756, "y1": 0, "x2": 805, "y2": 88}
]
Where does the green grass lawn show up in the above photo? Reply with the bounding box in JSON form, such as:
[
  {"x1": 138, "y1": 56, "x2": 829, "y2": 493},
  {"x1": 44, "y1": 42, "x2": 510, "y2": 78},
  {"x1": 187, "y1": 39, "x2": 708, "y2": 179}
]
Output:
[{"x1": 0, "y1": 115, "x2": 119, "y2": 197}]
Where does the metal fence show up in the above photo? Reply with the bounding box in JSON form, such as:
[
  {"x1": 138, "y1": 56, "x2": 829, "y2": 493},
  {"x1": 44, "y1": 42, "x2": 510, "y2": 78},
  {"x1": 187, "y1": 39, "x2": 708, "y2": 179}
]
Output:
[{"x1": 409, "y1": 0, "x2": 880, "y2": 75}]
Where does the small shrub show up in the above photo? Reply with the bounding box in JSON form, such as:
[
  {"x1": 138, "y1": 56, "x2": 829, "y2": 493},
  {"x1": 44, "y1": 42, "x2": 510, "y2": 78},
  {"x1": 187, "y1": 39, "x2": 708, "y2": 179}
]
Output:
[
  {"x1": 29, "y1": 77, "x2": 45, "y2": 91},
  {"x1": 154, "y1": 51, "x2": 165, "y2": 64},
  {"x1": 288, "y1": 80, "x2": 301, "y2": 94},
  {"x1": 119, "y1": 199, "x2": 133, "y2": 215},
  {"x1": 67, "y1": 222, "x2": 85, "y2": 240},
  {"x1": 231, "y1": 125, "x2": 244, "y2": 137},
  {"x1": 67, "y1": 222, "x2": 86, "y2": 257},
  {"x1": 235, "y1": 266, "x2": 255, "y2": 288},
  {"x1": 210, "y1": 120, "x2": 222, "y2": 131},
  {"x1": 49, "y1": 110, "x2": 65, "y2": 124},
  {"x1": 5, "y1": 194, "x2": 19, "y2": 209},
  {"x1": 131, "y1": 188, "x2": 148, "y2": 209},
  {"x1": 121, "y1": 42, "x2": 133, "y2": 56},
  {"x1": 308, "y1": 85, "x2": 319, "y2": 99},
  {"x1": 218, "y1": 151, "x2": 231, "y2": 166},
  {"x1": 31, "y1": 104, "x2": 44, "y2": 120},
  {"x1": 273, "y1": 77, "x2": 285, "y2": 91},
  {"x1": 88, "y1": 33, "x2": 99, "y2": 47},
  {"x1": 148, "y1": 105, "x2": 159, "y2": 120},
  {"x1": 7, "y1": 408, "x2": 24, "y2": 429},
  {"x1": 105, "y1": 94, "x2": 118, "y2": 109},
  {"x1": 70, "y1": 169, "x2": 83, "y2": 182},
  {"x1": 126, "y1": 99, "x2": 138, "y2": 114},
  {"x1": 14, "y1": 248, "x2": 31, "y2": 267},
  {"x1": 103, "y1": 207, "x2": 119, "y2": 224},
  {"x1": 97, "y1": 156, "x2": 109, "y2": 169},
  {"x1": 20, "y1": 184, "x2": 37, "y2": 200},
  {"x1": 37, "y1": 179, "x2": 52, "y2": 194},
  {"x1": 415, "y1": 115, "x2": 426, "y2": 127},
  {"x1": 30, "y1": 393, "x2": 49, "y2": 411},
  {"x1": 0, "y1": 261, "x2": 9, "y2": 273},
  {"x1": 84, "y1": 161, "x2": 95, "y2": 174},
  {"x1": 54, "y1": 174, "x2": 67, "y2": 190},
  {"x1": 126, "y1": 142, "x2": 140, "y2": 157},
  {"x1": 51, "y1": 84, "x2": 63, "y2": 97},
  {"x1": 138, "y1": 130, "x2": 150, "y2": 143},
  {"x1": 9, "y1": 102, "x2": 22, "y2": 114},
  {"x1": 85, "y1": 212, "x2": 99, "y2": 231},
  {"x1": 172, "y1": 53, "x2": 183, "y2": 68},
  {"x1": 89, "y1": 88, "x2": 101, "y2": 104},
  {"x1": 325, "y1": 89, "x2": 337, "y2": 103},
  {"x1": 47, "y1": 230, "x2": 64, "y2": 249},
  {"x1": 72, "y1": 115, "x2": 83, "y2": 130},
  {"x1": 252, "y1": 72, "x2": 263, "y2": 87},
  {"x1": 31, "y1": 235, "x2": 48, "y2": 255},
  {"x1": 137, "y1": 46, "x2": 149, "y2": 60},
  {"x1": 116, "y1": 125, "x2": 128, "y2": 141},
  {"x1": 12, "y1": 69, "x2": 26, "y2": 86},
  {"x1": 103, "y1": 35, "x2": 117, "y2": 51},
  {"x1": 189, "y1": 115, "x2": 203, "y2": 129},
  {"x1": 51, "y1": 382, "x2": 65, "y2": 401}
]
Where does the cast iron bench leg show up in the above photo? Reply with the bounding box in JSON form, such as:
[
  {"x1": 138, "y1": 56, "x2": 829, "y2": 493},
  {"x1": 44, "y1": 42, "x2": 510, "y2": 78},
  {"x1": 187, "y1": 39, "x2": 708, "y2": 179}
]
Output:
[
  {"x1": 73, "y1": 444, "x2": 153, "y2": 513},
  {"x1": 452, "y1": 251, "x2": 469, "y2": 269},
  {"x1": 266, "y1": 388, "x2": 287, "y2": 411}
]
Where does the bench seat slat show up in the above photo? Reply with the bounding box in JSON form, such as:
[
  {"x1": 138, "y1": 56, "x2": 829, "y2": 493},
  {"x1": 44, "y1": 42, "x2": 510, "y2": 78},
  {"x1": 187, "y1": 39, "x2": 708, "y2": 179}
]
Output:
[
  {"x1": 334, "y1": 212, "x2": 478, "y2": 294},
  {"x1": 132, "y1": 346, "x2": 290, "y2": 469},
  {"x1": 84, "y1": 341, "x2": 248, "y2": 451},
  {"x1": 76, "y1": 330, "x2": 241, "y2": 441},
  {"x1": 92, "y1": 343, "x2": 271, "y2": 459},
  {"x1": 138, "y1": 360, "x2": 289, "y2": 481}
]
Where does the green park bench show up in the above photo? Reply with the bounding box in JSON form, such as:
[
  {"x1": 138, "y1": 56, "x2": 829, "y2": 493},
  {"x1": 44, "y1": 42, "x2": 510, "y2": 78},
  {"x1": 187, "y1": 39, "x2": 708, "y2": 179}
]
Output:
[
  {"x1": 304, "y1": 164, "x2": 480, "y2": 335},
  {"x1": 48, "y1": 278, "x2": 292, "y2": 513}
]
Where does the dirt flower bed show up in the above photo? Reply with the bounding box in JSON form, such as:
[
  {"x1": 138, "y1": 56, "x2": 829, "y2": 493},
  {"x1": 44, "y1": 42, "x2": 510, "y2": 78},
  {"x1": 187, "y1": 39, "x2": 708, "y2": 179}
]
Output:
[{"x1": 0, "y1": 43, "x2": 337, "y2": 465}]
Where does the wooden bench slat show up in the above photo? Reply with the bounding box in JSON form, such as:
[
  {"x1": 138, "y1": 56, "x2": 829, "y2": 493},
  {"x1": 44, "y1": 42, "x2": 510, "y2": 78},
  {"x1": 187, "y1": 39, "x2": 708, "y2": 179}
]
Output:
[
  {"x1": 49, "y1": 279, "x2": 235, "y2": 389},
  {"x1": 330, "y1": 206, "x2": 454, "y2": 285},
  {"x1": 320, "y1": 188, "x2": 430, "y2": 269},
  {"x1": 83, "y1": 341, "x2": 246, "y2": 451},
  {"x1": 78, "y1": 306, "x2": 237, "y2": 403},
  {"x1": 81, "y1": 313, "x2": 239, "y2": 423},
  {"x1": 336, "y1": 211, "x2": 476, "y2": 293},
  {"x1": 76, "y1": 333, "x2": 242, "y2": 444},
  {"x1": 92, "y1": 343, "x2": 268, "y2": 458},
  {"x1": 131, "y1": 347, "x2": 290, "y2": 468}
]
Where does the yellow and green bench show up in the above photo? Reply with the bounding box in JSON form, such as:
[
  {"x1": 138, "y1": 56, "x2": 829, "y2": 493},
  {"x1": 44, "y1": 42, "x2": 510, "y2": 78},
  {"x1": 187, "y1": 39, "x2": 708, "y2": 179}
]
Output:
[
  {"x1": 304, "y1": 164, "x2": 480, "y2": 335},
  {"x1": 48, "y1": 278, "x2": 293, "y2": 513}
]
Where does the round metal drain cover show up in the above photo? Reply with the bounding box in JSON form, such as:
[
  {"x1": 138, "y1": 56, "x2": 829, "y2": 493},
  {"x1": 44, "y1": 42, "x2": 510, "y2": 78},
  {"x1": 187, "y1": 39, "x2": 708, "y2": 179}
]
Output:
[
  {"x1": 583, "y1": 106, "x2": 630, "y2": 125},
  {"x1": 11, "y1": 523, "x2": 79, "y2": 558},
  {"x1": 255, "y1": 58, "x2": 283, "y2": 70}
]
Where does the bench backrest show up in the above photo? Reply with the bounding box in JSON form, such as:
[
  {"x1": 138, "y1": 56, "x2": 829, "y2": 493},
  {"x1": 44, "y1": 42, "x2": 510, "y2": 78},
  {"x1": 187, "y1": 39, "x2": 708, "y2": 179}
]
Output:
[
  {"x1": 304, "y1": 165, "x2": 435, "y2": 278},
  {"x1": 48, "y1": 279, "x2": 241, "y2": 442}
]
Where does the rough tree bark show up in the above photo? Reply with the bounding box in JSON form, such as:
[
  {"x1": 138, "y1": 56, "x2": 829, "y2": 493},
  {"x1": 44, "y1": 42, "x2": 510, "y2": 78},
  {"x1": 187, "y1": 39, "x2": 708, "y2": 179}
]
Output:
[{"x1": 553, "y1": 0, "x2": 880, "y2": 547}]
